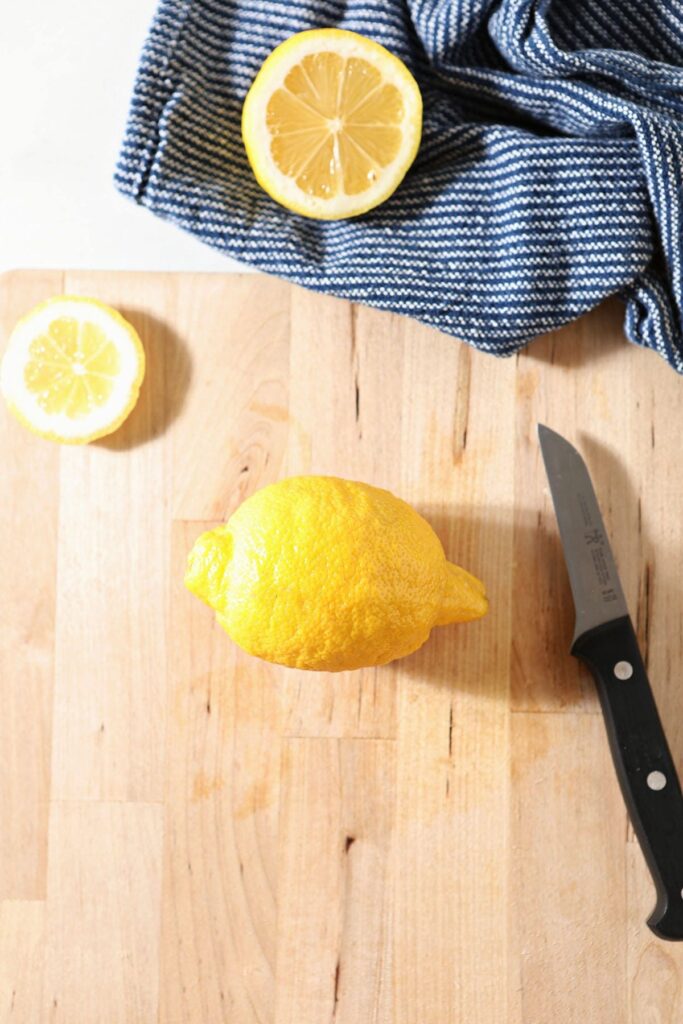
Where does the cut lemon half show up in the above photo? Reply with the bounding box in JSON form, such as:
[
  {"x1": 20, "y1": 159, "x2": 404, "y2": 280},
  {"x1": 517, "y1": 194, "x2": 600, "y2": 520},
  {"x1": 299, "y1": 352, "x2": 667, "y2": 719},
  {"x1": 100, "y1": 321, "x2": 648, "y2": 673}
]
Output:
[
  {"x1": 242, "y1": 28, "x2": 422, "y2": 220},
  {"x1": 0, "y1": 296, "x2": 145, "y2": 444}
]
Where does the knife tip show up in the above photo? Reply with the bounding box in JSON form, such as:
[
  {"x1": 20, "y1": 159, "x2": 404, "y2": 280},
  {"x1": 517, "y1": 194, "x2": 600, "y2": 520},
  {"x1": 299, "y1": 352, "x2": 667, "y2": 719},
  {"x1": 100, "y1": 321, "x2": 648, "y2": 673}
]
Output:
[{"x1": 537, "y1": 424, "x2": 586, "y2": 472}]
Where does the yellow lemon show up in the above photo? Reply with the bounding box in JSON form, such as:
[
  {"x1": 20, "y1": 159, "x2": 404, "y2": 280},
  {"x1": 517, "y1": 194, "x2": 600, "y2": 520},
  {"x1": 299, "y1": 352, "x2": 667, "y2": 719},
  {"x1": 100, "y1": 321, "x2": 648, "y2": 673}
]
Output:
[
  {"x1": 185, "y1": 477, "x2": 487, "y2": 671},
  {"x1": 241, "y1": 28, "x2": 422, "y2": 219},
  {"x1": 0, "y1": 296, "x2": 145, "y2": 444}
]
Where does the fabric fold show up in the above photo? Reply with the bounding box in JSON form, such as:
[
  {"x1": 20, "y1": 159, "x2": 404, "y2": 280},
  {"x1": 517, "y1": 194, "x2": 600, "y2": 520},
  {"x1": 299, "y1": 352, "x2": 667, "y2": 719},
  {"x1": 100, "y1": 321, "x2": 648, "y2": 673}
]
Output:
[{"x1": 116, "y1": 0, "x2": 683, "y2": 371}]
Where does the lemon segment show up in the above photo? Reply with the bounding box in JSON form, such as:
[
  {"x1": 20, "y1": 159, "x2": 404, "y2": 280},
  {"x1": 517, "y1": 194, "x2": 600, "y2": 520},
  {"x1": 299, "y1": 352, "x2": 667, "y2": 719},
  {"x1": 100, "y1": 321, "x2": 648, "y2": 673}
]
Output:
[
  {"x1": 185, "y1": 476, "x2": 487, "y2": 672},
  {"x1": 242, "y1": 29, "x2": 423, "y2": 219},
  {"x1": 1, "y1": 296, "x2": 145, "y2": 444}
]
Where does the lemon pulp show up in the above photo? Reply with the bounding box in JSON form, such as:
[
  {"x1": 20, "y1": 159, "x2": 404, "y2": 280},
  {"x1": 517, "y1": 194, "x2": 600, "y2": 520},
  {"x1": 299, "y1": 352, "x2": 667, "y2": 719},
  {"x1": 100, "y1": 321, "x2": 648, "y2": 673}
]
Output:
[
  {"x1": 0, "y1": 296, "x2": 145, "y2": 444},
  {"x1": 267, "y1": 53, "x2": 405, "y2": 198},
  {"x1": 24, "y1": 317, "x2": 121, "y2": 418}
]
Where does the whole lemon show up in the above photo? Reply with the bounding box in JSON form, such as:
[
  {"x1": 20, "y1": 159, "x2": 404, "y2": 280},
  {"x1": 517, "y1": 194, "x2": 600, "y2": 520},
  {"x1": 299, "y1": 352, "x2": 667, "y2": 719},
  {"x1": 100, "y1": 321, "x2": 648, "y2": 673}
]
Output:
[{"x1": 185, "y1": 477, "x2": 487, "y2": 671}]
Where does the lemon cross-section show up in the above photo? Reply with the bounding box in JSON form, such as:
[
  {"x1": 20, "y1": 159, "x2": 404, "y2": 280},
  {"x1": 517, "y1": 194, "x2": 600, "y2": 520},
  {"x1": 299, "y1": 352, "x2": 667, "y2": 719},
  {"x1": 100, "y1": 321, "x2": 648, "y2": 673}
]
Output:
[
  {"x1": 1, "y1": 296, "x2": 145, "y2": 444},
  {"x1": 24, "y1": 319, "x2": 121, "y2": 418},
  {"x1": 242, "y1": 29, "x2": 423, "y2": 220}
]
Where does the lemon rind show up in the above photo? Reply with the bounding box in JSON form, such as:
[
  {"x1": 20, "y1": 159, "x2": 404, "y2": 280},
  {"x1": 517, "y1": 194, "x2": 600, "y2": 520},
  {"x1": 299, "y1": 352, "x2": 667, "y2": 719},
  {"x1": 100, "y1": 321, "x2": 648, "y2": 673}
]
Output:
[
  {"x1": 0, "y1": 296, "x2": 145, "y2": 444},
  {"x1": 242, "y1": 28, "x2": 423, "y2": 220}
]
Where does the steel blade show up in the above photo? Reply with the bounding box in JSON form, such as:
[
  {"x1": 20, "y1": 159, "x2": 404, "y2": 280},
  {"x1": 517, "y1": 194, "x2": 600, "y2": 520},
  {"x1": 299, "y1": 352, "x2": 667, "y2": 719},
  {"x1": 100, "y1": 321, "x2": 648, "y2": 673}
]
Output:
[{"x1": 538, "y1": 424, "x2": 629, "y2": 641}]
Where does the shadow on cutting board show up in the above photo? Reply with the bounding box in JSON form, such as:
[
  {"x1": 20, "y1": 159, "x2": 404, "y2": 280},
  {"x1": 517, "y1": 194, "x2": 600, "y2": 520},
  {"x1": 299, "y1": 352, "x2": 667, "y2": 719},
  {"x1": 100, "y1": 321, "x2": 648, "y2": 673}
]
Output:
[
  {"x1": 523, "y1": 296, "x2": 626, "y2": 371},
  {"x1": 96, "y1": 309, "x2": 192, "y2": 451},
  {"x1": 577, "y1": 432, "x2": 683, "y2": 780},
  {"x1": 401, "y1": 503, "x2": 591, "y2": 709},
  {"x1": 402, "y1": 445, "x2": 683, "y2": 779}
]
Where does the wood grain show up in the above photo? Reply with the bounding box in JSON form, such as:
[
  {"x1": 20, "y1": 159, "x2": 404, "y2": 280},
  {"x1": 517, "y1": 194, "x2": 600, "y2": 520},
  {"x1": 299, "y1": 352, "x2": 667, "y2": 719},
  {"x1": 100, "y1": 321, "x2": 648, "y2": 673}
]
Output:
[
  {"x1": 159, "y1": 521, "x2": 281, "y2": 1024},
  {"x1": 275, "y1": 738, "x2": 394, "y2": 1024},
  {"x1": 171, "y1": 274, "x2": 290, "y2": 521},
  {"x1": 0, "y1": 901, "x2": 45, "y2": 1020},
  {"x1": 395, "y1": 321, "x2": 515, "y2": 1024},
  {"x1": 510, "y1": 712, "x2": 627, "y2": 1023},
  {"x1": 42, "y1": 801, "x2": 162, "y2": 1023},
  {"x1": 0, "y1": 271, "x2": 61, "y2": 898},
  {"x1": 627, "y1": 840, "x2": 683, "y2": 1024},
  {"x1": 1, "y1": 271, "x2": 682, "y2": 1022},
  {"x1": 629, "y1": 350, "x2": 683, "y2": 782},
  {"x1": 50, "y1": 271, "x2": 174, "y2": 801}
]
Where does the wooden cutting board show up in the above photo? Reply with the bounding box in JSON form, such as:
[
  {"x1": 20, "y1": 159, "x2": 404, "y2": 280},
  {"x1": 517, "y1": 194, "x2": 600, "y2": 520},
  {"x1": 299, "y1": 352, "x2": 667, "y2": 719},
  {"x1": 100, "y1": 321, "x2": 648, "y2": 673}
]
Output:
[{"x1": 2, "y1": 269, "x2": 683, "y2": 1023}]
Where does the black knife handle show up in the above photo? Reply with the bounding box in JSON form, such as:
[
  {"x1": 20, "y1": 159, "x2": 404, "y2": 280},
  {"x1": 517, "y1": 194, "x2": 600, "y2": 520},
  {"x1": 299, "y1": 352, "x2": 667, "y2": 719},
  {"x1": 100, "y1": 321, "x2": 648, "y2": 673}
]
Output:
[{"x1": 572, "y1": 615, "x2": 683, "y2": 940}]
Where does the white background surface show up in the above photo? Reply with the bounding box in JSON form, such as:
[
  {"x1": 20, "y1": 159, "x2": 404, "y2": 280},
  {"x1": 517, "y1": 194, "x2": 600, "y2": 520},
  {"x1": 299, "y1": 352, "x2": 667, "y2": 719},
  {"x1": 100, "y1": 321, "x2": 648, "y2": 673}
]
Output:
[{"x1": 0, "y1": 0, "x2": 241, "y2": 274}]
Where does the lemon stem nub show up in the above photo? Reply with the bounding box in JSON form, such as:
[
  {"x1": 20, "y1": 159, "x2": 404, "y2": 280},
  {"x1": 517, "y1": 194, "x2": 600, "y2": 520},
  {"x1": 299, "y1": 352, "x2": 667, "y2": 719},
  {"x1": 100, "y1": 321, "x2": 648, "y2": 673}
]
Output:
[
  {"x1": 184, "y1": 528, "x2": 233, "y2": 612},
  {"x1": 435, "y1": 561, "x2": 488, "y2": 626}
]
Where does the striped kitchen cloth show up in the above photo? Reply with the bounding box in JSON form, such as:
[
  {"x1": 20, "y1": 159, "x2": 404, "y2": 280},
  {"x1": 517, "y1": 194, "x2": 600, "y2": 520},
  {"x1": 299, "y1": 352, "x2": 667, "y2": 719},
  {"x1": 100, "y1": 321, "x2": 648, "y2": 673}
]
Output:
[{"x1": 116, "y1": 0, "x2": 683, "y2": 371}]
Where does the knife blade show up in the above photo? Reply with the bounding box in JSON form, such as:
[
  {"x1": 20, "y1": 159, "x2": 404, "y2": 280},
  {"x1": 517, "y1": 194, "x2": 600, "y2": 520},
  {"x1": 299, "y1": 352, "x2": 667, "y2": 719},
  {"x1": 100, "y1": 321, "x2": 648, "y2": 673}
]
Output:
[{"x1": 538, "y1": 423, "x2": 683, "y2": 941}]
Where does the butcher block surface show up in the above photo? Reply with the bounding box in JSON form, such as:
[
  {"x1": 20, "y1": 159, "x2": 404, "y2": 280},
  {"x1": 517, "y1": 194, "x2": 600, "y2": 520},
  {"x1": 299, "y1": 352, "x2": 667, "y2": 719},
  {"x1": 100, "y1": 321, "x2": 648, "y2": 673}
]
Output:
[{"x1": 2, "y1": 269, "x2": 683, "y2": 1023}]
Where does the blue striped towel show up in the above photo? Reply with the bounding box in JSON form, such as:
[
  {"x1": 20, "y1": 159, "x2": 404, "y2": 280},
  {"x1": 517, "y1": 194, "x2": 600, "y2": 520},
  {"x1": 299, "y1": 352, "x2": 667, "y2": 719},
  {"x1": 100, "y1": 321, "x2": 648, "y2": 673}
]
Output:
[{"x1": 116, "y1": 0, "x2": 683, "y2": 371}]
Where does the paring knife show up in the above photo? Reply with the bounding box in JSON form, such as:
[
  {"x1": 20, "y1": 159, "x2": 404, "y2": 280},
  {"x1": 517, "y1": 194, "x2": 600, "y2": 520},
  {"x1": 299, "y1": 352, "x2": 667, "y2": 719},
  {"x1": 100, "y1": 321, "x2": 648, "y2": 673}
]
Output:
[{"x1": 538, "y1": 424, "x2": 683, "y2": 941}]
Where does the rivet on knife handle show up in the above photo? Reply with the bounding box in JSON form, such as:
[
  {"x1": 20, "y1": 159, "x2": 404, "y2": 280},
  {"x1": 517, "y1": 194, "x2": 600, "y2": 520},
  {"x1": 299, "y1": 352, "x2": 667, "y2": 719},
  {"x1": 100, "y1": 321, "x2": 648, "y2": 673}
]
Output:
[{"x1": 538, "y1": 424, "x2": 683, "y2": 941}]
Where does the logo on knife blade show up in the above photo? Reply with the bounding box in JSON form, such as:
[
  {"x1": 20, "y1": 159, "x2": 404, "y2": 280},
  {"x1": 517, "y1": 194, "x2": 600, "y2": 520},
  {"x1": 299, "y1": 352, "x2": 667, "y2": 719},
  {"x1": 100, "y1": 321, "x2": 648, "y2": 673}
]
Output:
[{"x1": 584, "y1": 528, "x2": 605, "y2": 546}]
